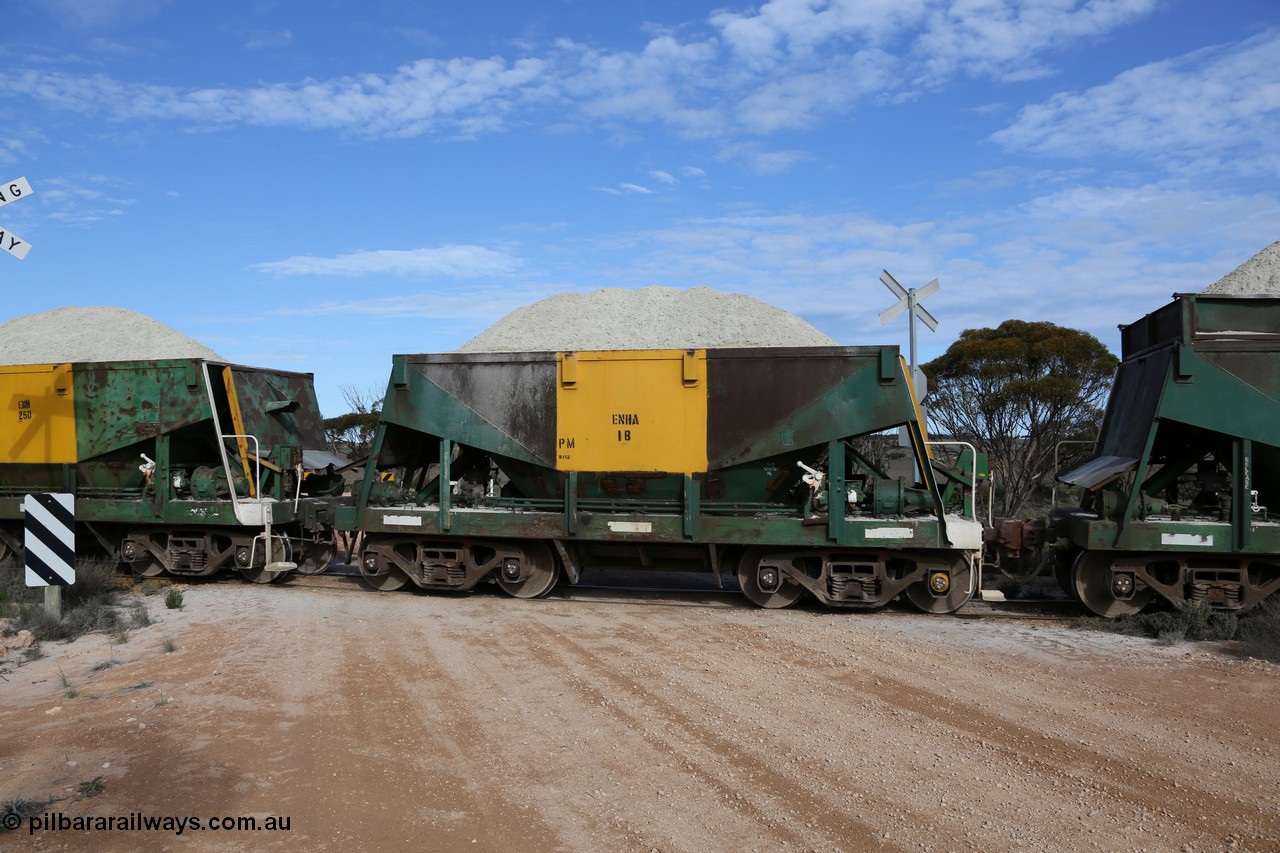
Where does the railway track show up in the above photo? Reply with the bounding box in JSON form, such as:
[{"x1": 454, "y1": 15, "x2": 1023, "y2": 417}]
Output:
[{"x1": 157, "y1": 563, "x2": 1083, "y2": 620}]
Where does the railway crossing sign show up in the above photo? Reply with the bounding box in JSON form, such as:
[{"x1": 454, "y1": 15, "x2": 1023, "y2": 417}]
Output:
[
  {"x1": 0, "y1": 176, "x2": 34, "y2": 260},
  {"x1": 24, "y1": 493, "x2": 76, "y2": 587},
  {"x1": 879, "y1": 270, "x2": 940, "y2": 460},
  {"x1": 878, "y1": 269, "x2": 939, "y2": 400}
]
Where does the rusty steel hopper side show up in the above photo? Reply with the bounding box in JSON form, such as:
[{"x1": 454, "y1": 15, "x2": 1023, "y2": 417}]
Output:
[{"x1": 363, "y1": 346, "x2": 935, "y2": 504}]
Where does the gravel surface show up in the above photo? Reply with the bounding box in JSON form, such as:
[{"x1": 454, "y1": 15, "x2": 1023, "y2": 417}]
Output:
[
  {"x1": 1202, "y1": 240, "x2": 1280, "y2": 295},
  {"x1": 4, "y1": 579, "x2": 1277, "y2": 852},
  {"x1": 0, "y1": 307, "x2": 225, "y2": 364},
  {"x1": 458, "y1": 287, "x2": 838, "y2": 352}
]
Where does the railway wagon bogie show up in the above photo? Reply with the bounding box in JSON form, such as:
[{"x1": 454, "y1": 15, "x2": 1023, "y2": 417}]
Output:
[
  {"x1": 359, "y1": 534, "x2": 559, "y2": 597},
  {"x1": 342, "y1": 346, "x2": 984, "y2": 612}
]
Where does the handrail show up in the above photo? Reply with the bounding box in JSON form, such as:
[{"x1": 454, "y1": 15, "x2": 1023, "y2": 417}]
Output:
[
  {"x1": 924, "y1": 440, "x2": 978, "y2": 520},
  {"x1": 924, "y1": 439, "x2": 983, "y2": 602},
  {"x1": 220, "y1": 434, "x2": 263, "y2": 503}
]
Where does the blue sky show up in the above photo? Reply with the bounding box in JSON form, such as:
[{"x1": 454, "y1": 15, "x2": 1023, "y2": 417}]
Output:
[{"x1": 3, "y1": 0, "x2": 1278, "y2": 416}]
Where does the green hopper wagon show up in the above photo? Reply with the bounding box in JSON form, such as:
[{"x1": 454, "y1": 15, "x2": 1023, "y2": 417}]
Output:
[
  {"x1": 1056, "y1": 293, "x2": 1280, "y2": 616},
  {"x1": 0, "y1": 358, "x2": 345, "y2": 581},
  {"x1": 340, "y1": 345, "x2": 985, "y2": 612}
]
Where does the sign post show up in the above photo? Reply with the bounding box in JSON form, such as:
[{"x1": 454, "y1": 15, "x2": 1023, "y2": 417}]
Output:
[
  {"x1": 0, "y1": 176, "x2": 34, "y2": 260},
  {"x1": 879, "y1": 270, "x2": 941, "y2": 479},
  {"x1": 878, "y1": 269, "x2": 939, "y2": 400},
  {"x1": 24, "y1": 493, "x2": 75, "y2": 620}
]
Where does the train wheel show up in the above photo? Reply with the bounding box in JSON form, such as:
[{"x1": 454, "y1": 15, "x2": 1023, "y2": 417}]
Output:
[
  {"x1": 296, "y1": 538, "x2": 336, "y2": 575},
  {"x1": 130, "y1": 557, "x2": 166, "y2": 578},
  {"x1": 1072, "y1": 551, "x2": 1153, "y2": 618},
  {"x1": 904, "y1": 564, "x2": 974, "y2": 614},
  {"x1": 736, "y1": 548, "x2": 804, "y2": 608},
  {"x1": 240, "y1": 567, "x2": 288, "y2": 584},
  {"x1": 359, "y1": 553, "x2": 409, "y2": 591},
  {"x1": 495, "y1": 541, "x2": 559, "y2": 599}
]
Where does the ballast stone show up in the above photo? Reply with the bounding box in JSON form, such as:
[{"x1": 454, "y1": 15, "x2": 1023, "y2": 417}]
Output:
[
  {"x1": 1202, "y1": 240, "x2": 1280, "y2": 295},
  {"x1": 0, "y1": 306, "x2": 226, "y2": 365},
  {"x1": 457, "y1": 286, "x2": 838, "y2": 353}
]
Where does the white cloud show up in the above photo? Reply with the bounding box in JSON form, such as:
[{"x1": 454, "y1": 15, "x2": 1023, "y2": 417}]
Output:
[
  {"x1": 41, "y1": 0, "x2": 171, "y2": 29},
  {"x1": 560, "y1": 35, "x2": 727, "y2": 138},
  {"x1": 597, "y1": 183, "x2": 655, "y2": 195},
  {"x1": 710, "y1": 0, "x2": 1157, "y2": 85},
  {"x1": 259, "y1": 281, "x2": 560, "y2": 326},
  {"x1": 252, "y1": 245, "x2": 519, "y2": 278},
  {"x1": 28, "y1": 175, "x2": 134, "y2": 227},
  {"x1": 711, "y1": 0, "x2": 931, "y2": 66},
  {"x1": 243, "y1": 29, "x2": 294, "y2": 51},
  {"x1": 717, "y1": 142, "x2": 812, "y2": 175},
  {"x1": 735, "y1": 49, "x2": 895, "y2": 132},
  {"x1": 3, "y1": 1, "x2": 1162, "y2": 149},
  {"x1": 912, "y1": 0, "x2": 1158, "y2": 85},
  {"x1": 3, "y1": 56, "x2": 551, "y2": 138},
  {"x1": 556, "y1": 181, "x2": 1279, "y2": 356},
  {"x1": 0, "y1": 137, "x2": 28, "y2": 165},
  {"x1": 649, "y1": 169, "x2": 678, "y2": 184},
  {"x1": 993, "y1": 29, "x2": 1280, "y2": 176}
]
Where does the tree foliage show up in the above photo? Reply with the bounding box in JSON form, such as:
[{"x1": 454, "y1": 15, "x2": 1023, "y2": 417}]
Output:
[
  {"x1": 924, "y1": 320, "x2": 1118, "y2": 517},
  {"x1": 323, "y1": 384, "x2": 383, "y2": 461}
]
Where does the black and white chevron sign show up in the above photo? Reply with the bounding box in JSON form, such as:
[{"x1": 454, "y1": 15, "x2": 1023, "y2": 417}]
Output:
[{"x1": 24, "y1": 493, "x2": 75, "y2": 587}]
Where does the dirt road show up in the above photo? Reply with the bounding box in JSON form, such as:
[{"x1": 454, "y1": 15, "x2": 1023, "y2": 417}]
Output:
[{"x1": 3, "y1": 578, "x2": 1278, "y2": 852}]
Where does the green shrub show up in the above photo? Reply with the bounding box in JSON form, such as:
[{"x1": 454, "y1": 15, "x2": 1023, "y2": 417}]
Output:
[
  {"x1": 57, "y1": 665, "x2": 77, "y2": 698},
  {"x1": 2, "y1": 796, "x2": 57, "y2": 833},
  {"x1": 76, "y1": 777, "x2": 105, "y2": 800},
  {"x1": 130, "y1": 603, "x2": 153, "y2": 627},
  {"x1": 64, "y1": 560, "x2": 120, "y2": 606},
  {"x1": 1238, "y1": 598, "x2": 1280, "y2": 662},
  {"x1": 15, "y1": 607, "x2": 70, "y2": 641},
  {"x1": 59, "y1": 601, "x2": 120, "y2": 639},
  {"x1": 0, "y1": 560, "x2": 134, "y2": 643},
  {"x1": 1079, "y1": 599, "x2": 1239, "y2": 643},
  {"x1": 164, "y1": 589, "x2": 184, "y2": 610}
]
